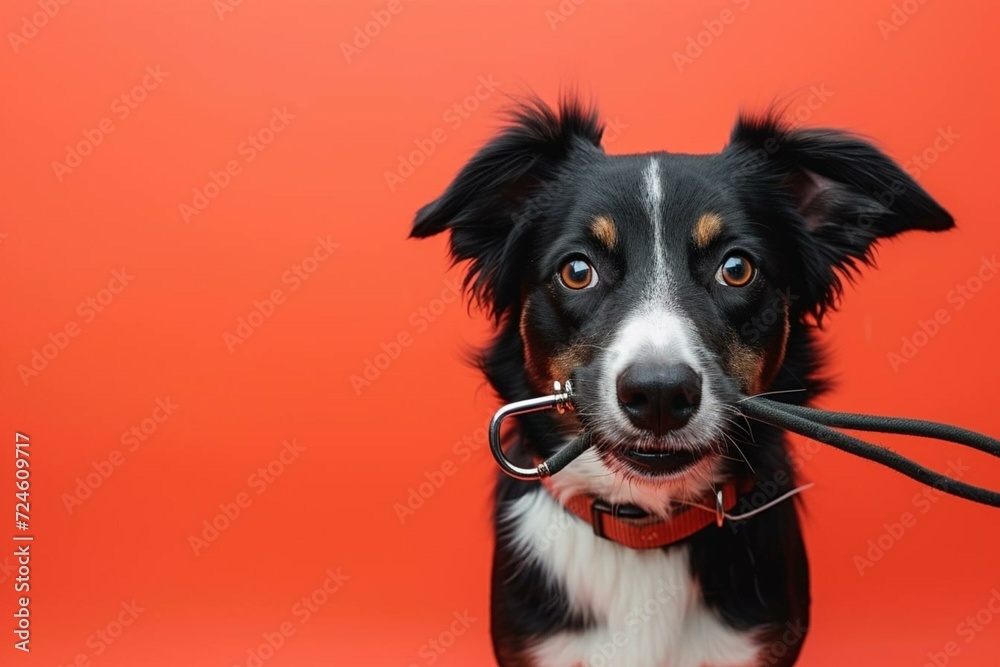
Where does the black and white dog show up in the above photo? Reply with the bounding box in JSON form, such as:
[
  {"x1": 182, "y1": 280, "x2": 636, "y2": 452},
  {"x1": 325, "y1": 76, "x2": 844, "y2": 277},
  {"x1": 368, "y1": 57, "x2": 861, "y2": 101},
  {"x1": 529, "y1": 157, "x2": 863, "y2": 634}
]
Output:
[{"x1": 411, "y1": 98, "x2": 952, "y2": 667}]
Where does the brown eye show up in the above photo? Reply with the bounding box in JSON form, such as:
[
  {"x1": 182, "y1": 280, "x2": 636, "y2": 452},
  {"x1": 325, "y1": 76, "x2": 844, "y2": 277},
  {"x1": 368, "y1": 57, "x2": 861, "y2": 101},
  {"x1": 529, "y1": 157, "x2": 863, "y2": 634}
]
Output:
[
  {"x1": 559, "y1": 258, "x2": 598, "y2": 290},
  {"x1": 716, "y1": 255, "x2": 755, "y2": 287}
]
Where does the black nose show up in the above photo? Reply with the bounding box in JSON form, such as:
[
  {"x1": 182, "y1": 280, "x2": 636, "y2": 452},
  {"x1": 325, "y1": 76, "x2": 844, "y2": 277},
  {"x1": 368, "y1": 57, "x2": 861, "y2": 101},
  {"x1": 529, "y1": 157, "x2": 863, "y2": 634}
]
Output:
[{"x1": 616, "y1": 362, "x2": 702, "y2": 435}]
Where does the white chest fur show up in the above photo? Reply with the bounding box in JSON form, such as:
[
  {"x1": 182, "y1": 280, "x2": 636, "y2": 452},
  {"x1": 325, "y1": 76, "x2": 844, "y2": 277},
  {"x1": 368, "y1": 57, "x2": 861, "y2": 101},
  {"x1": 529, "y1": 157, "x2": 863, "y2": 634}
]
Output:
[{"x1": 502, "y1": 489, "x2": 762, "y2": 667}]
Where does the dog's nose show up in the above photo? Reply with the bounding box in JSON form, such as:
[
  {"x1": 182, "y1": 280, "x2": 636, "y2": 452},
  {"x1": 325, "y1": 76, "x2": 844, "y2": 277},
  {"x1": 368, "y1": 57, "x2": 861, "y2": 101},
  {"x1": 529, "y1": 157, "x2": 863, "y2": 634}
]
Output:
[{"x1": 616, "y1": 362, "x2": 702, "y2": 435}]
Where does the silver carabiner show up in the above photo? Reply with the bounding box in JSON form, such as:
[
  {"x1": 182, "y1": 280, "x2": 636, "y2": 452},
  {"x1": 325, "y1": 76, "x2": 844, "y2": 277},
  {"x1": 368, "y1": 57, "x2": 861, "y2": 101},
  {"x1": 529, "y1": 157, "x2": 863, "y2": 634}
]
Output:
[{"x1": 488, "y1": 380, "x2": 591, "y2": 480}]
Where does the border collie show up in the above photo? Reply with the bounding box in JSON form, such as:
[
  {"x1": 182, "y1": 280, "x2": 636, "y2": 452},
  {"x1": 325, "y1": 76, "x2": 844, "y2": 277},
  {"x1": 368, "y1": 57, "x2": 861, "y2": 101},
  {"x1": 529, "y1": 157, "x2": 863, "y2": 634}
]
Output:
[{"x1": 410, "y1": 97, "x2": 952, "y2": 667}]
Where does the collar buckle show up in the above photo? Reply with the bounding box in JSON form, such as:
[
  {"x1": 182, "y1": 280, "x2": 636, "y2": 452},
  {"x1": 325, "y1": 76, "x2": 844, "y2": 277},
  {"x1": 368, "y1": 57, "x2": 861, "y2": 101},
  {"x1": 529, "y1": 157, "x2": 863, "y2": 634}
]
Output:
[{"x1": 589, "y1": 499, "x2": 649, "y2": 539}]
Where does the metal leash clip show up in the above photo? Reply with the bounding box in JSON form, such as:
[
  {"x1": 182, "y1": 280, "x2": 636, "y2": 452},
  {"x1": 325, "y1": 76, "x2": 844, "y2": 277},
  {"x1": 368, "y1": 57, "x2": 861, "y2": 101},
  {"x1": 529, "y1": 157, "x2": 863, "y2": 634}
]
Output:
[{"x1": 488, "y1": 380, "x2": 592, "y2": 480}]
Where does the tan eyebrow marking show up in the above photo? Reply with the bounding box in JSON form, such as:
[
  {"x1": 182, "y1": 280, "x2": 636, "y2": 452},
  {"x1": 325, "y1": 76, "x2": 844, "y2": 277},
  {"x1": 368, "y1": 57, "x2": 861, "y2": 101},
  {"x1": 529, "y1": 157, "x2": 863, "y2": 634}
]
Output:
[
  {"x1": 693, "y1": 212, "x2": 724, "y2": 248},
  {"x1": 590, "y1": 215, "x2": 617, "y2": 249}
]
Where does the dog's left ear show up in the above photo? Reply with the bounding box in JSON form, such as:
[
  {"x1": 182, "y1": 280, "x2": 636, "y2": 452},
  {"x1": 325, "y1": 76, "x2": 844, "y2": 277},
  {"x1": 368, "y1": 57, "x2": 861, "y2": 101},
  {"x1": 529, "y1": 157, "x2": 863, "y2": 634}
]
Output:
[
  {"x1": 410, "y1": 97, "x2": 604, "y2": 319},
  {"x1": 727, "y1": 114, "x2": 955, "y2": 318}
]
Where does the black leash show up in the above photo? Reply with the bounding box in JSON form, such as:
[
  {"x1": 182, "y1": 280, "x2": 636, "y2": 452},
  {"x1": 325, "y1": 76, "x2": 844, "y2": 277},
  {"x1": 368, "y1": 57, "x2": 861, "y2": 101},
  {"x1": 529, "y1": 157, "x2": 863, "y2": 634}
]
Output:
[
  {"x1": 488, "y1": 382, "x2": 1000, "y2": 509},
  {"x1": 738, "y1": 396, "x2": 1000, "y2": 508}
]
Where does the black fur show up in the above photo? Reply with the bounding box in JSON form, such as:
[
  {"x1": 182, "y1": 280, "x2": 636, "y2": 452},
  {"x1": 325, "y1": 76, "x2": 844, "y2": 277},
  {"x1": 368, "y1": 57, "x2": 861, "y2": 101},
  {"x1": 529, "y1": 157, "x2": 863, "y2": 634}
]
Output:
[{"x1": 412, "y1": 97, "x2": 953, "y2": 666}]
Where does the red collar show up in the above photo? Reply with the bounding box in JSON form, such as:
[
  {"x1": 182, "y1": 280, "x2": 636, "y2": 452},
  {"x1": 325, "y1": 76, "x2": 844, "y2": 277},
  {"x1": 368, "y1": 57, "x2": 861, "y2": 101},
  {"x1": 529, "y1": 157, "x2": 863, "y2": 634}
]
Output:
[{"x1": 539, "y1": 478, "x2": 744, "y2": 549}]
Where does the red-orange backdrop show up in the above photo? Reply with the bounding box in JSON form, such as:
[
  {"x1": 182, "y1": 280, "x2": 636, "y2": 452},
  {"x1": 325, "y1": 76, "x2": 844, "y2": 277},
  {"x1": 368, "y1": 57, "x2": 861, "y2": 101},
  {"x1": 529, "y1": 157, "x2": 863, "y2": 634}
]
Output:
[{"x1": 2, "y1": 0, "x2": 999, "y2": 665}]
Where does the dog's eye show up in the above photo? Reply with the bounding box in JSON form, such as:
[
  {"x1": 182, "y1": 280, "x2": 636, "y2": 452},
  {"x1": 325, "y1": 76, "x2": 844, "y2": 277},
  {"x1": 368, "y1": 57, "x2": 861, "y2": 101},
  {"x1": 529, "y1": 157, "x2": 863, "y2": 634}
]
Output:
[
  {"x1": 559, "y1": 258, "x2": 598, "y2": 290},
  {"x1": 715, "y1": 255, "x2": 755, "y2": 287}
]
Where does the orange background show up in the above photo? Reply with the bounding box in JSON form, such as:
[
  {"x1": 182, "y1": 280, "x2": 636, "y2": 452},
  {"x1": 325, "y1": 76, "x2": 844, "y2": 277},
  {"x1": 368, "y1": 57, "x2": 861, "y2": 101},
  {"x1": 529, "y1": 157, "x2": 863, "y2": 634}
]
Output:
[{"x1": 2, "y1": 0, "x2": 999, "y2": 665}]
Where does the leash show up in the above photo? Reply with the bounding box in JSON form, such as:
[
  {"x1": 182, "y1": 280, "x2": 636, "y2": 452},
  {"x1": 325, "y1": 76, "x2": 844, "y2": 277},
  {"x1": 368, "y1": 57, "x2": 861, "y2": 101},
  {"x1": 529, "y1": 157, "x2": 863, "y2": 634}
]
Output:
[
  {"x1": 488, "y1": 381, "x2": 1000, "y2": 509},
  {"x1": 737, "y1": 397, "x2": 1000, "y2": 507}
]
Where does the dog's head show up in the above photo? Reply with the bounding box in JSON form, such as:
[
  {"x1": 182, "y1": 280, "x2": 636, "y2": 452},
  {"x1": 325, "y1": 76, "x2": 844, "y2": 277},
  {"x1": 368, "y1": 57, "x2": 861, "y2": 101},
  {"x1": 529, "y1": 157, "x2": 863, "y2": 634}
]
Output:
[{"x1": 411, "y1": 98, "x2": 952, "y2": 514}]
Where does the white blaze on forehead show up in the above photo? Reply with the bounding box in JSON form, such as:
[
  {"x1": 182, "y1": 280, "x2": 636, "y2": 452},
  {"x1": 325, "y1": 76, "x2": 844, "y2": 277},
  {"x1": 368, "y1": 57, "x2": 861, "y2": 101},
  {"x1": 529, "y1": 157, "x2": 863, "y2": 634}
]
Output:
[
  {"x1": 629, "y1": 159, "x2": 699, "y2": 372},
  {"x1": 642, "y1": 157, "x2": 666, "y2": 282}
]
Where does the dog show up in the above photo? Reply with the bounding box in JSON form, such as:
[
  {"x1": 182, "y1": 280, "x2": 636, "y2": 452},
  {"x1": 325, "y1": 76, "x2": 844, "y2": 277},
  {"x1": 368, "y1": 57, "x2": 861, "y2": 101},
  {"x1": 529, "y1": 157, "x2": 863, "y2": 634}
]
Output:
[{"x1": 410, "y1": 97, "x2": 953, "y2": 667}]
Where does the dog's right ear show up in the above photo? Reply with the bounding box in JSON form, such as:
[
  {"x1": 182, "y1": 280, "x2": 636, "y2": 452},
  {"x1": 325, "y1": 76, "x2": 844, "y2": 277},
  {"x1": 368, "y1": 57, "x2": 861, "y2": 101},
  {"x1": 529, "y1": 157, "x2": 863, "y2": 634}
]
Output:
[
  {"x1": 726, "y1": 112, "x2": 954, "y2": 320},
  {"x1": 410, "y1": 97, "x2": 604, "y2": 319}
]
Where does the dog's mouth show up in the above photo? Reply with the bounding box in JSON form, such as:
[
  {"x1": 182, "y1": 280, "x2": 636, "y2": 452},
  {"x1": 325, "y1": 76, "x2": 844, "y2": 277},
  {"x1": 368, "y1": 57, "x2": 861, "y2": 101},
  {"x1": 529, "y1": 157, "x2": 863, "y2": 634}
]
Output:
[
  {"x1": 611, "y1": 446, "x2": 713, "y2": 477},
  {"x1": 564, "y1": 375, "x2": 725, "y2": 480}
]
